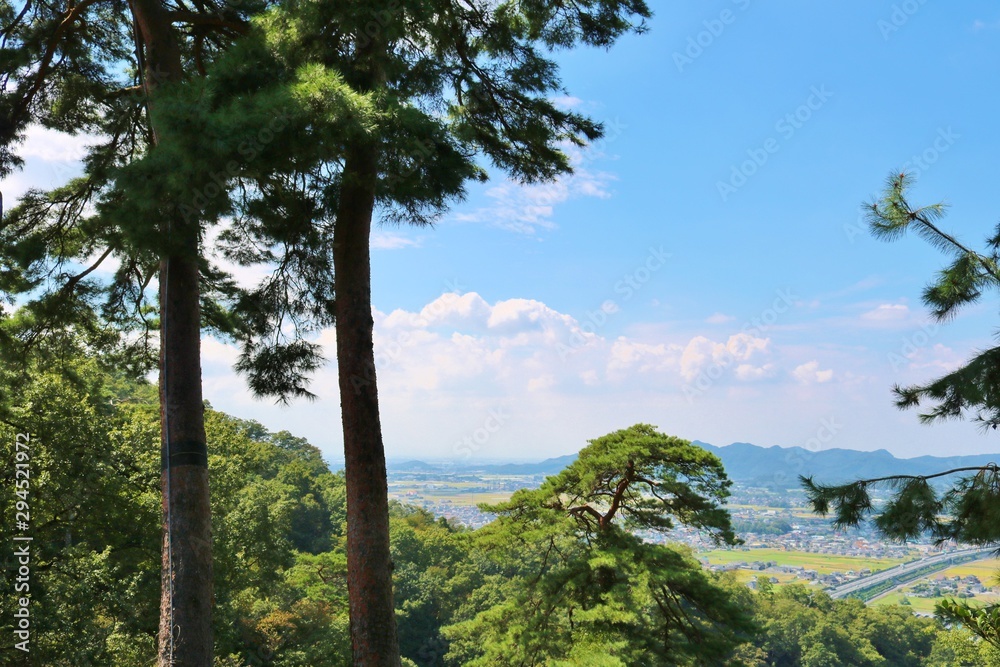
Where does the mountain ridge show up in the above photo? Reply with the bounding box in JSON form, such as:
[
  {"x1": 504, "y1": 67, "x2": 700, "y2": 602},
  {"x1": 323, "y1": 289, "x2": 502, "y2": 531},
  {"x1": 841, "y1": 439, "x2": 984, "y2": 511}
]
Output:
[{"x1": 388, "y1": 441, "x2": 1000, "y2": 488}]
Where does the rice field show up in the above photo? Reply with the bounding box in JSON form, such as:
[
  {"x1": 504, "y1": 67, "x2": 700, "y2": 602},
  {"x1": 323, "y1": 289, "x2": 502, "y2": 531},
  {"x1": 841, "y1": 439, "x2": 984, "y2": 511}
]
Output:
[
  {"x1": 698, "y1": 548, "x2": 905, "y2": 575},
  {"x1": 873, "y1": 590, "x2": 1000, "y2": 614},
  {"x1": 936, "y1": 558, "x2": 1000, "y2": 583}
]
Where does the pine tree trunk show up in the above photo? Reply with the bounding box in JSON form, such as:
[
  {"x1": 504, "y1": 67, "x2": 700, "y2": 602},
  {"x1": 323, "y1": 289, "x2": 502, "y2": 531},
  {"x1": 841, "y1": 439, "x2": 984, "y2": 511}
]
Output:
[
  {"x1": 158, "y1": 248, "x2": 214, "y2": 666},
  {"x1": 131, "y1": 1, "x2": 215, "y2": 664},
  {"x1": 334, "y1": 143, "x2": 402, "y2": 667}
]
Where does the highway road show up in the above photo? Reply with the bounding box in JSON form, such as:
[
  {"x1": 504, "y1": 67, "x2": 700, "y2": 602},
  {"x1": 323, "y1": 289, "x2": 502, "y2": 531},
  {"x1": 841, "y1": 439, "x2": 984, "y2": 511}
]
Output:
[{"x1": 827, "y1": 546, "x2": 995, "y2": 599}]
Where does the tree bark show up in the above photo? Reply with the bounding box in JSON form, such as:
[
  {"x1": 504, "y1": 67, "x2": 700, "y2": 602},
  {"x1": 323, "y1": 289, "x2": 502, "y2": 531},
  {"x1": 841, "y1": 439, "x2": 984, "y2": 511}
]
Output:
[
  {"x1": 158, "y1": 247, "x2": 214, "y2": 667},
  {"x1": 132, "y1": 0, "x2": 215, "y2": 664},
  {"x1": 334, "y1": 140, "x2": 402, "y2": 667}
]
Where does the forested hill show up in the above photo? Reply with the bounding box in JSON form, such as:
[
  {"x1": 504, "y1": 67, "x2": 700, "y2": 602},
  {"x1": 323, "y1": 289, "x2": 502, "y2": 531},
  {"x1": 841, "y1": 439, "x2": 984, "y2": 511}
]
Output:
[{"x1": 391, "y1": 443, "x2": 999, "y2": 488}]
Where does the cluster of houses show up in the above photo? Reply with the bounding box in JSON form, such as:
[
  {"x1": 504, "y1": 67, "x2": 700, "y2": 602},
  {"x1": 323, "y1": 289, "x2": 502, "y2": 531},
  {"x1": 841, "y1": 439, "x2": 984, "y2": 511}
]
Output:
[{"x1": 908, "y1": 575, "x2": 992, "y2": 599}]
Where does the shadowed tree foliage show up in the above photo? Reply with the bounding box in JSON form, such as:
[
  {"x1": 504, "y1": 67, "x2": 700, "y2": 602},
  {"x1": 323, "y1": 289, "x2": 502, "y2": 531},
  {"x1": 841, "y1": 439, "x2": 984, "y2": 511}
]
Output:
[{"x1": 1, "y1": 0, "x2": 268, "y2": 662}]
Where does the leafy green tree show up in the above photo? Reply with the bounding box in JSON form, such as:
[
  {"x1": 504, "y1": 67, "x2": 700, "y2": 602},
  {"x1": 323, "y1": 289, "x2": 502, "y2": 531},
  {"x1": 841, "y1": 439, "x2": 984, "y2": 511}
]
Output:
[
  {"x1": 926, "y1": 626, "x2": 1000, "y2": 666},
  {"x1": 0, "y1": 0, "x2": 267, "y2": 661},
  {"x1": 0, "y1": 323, "x2": 359, "y2": 665},
  {"x1": 0, "y1": 330, "x2": 161, "y2": 666},
  {"x1": 739, "y1": 585, "x2": 940, "y2": 667},
  {"x1": 130, "y1": 2, "x2": 652, "y2": 662},
  {"x1": 443, "y1": 424, "x2": 753, "y2": 666}
]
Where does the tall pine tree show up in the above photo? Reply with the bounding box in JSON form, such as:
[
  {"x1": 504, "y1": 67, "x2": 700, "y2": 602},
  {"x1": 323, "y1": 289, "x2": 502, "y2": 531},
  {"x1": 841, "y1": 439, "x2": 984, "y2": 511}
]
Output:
[
  {"x1": 2, "y1": 1, "x2": 651, "y2": 663},
  {"x1": 2, "y1": 0, "x2": 258, "y2": 663}
]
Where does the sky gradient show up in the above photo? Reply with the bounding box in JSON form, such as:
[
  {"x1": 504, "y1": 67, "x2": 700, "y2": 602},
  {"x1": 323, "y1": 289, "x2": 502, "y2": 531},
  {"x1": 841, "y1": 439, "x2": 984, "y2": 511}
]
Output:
[{"x1": 7, "y1": 0, "x2": 1000, "y2": 463}]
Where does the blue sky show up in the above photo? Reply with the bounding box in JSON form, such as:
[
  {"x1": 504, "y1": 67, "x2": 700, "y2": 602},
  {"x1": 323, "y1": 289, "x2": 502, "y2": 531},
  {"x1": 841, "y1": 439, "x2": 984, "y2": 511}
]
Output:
[{"x1": 8, "y1": 1, "x2": 1000, "y2": 462}]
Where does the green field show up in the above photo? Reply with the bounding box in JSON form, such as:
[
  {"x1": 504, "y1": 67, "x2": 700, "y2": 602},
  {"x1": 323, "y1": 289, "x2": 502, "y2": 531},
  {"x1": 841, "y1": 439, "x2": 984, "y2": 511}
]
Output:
[
  {"x1": 873, "y1": 590, "x2": 1000, "y2": 614},
  {"x1": 388, "y1": 482, "x2": 513, "y2": 507},
  {"x1": 720, "y1": 570, "x2": 812, "y2": 586},
  {"x1": 699, "y1": 548, "x2": 906, "y2": 575},
  {"x1": 872, "y1": 592, "x2": 941, "y2": 614}
]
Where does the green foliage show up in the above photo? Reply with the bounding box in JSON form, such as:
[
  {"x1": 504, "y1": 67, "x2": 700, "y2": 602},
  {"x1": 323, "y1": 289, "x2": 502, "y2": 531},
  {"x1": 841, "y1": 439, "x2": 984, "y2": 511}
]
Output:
[
  {"x1": 937, "y1": 599, "x2": 1000, "y2": 650},
  {"x1": 865, "y1": 171, "x2": 1000, "y2": 427},
  {"x1": 494, "y1": 423, "x2": 738, "y2": 543},
  {"x1": 737, "y1": 585, "x2": 941, "y2": 667},
  {"x1": 0, "y1": 324, "x2": 355, "y2": 664},
  {"x1": 925, "y1": 626, "x2": 1000, "y2": 666},
  {"x1": 444, "y1": 425, "x2": 752, "y2": 666},
  {"x1": 802, "y1": 465, "x2": 1000, "y2": 547},
  {"x1": 0, "y1": 331, "x2": 159, "y2": 665},
  {"x1": 2, "y1": 0, "x2": 652, "y2": 403}
]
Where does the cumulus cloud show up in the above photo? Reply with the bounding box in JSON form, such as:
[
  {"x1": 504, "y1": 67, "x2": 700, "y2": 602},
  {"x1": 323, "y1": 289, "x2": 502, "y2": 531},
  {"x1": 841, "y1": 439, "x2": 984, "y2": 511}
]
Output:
[
  {"x1": 860, "y1": 303, "x2": 910, "y2": 323},
  {"x1": 364, "y1": 293, "x2": 789, "y2": 402},
  {"x1": 195, "y1": 291, "x2": 980, "y2": 461},
  {"x1": 793, "y1": 361, "x2": 834, "y2": 384}
]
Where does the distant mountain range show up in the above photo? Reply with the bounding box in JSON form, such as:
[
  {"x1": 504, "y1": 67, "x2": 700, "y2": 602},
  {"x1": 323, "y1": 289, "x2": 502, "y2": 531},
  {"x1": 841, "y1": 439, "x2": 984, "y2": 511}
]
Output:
[
  {"x1": 389, "y1": 442, "x2": 1000, "y2": 489},
  {"x1": 693, "y1": 441, "x2": 999, "y2": 489}
]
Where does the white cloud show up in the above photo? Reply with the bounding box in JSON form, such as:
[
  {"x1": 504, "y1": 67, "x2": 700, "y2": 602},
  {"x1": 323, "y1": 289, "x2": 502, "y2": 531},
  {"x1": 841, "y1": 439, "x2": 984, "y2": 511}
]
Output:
[
  {"x1": 551, "y1": 95, "x2": 584, "y2": 109},
  {"x1": 735, "y1": 363, "x2": 776, "y2": 381},
  {"x1": 20, "y1": 125, "x2": 95, "y2": 162},
  {"x1": 677, "y1": 333, "x2": 771, "y2": 382},
  {"x1": 527, "y1": 374, "x2": 556, "y2": 392},
  {"x1": 793, "y1": 361, "x2": 834, "y2": 384},
  {"x1": 194, "y1": 291, "x2": 1000, "y2": 461},
  {"x1": 860, "y1": 303, "x2": 910, "y2": 322},
  {"x1": 452, "y1": 146, "x2": 616, "y2": 235},
  {"x1": 371, "y1": 231, "x2": 422, "y2": 250},
  {"x1": 896, "y1": 343, "x2": 963, "y2": 374},
  {"x1": 369, "y1": 293, "x2": 789, "y2": 397}
]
